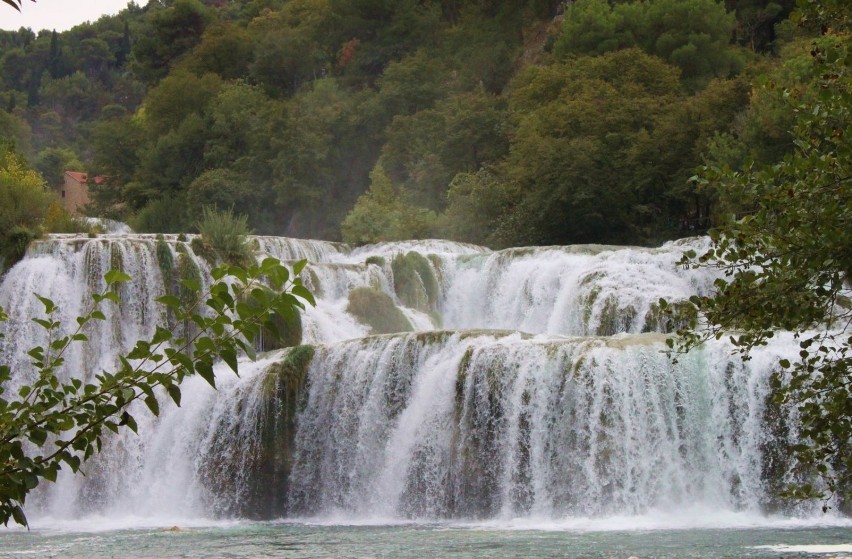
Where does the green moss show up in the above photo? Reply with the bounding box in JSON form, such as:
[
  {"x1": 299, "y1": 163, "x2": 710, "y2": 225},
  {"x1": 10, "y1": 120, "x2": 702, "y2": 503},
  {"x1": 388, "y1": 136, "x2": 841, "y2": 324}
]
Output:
[
  {"x1": 643, "y1": 300, "x2": 695, "y2": 334},
  {"x1": 110, "y1": 243, "x2": 124, "y2": 273},
  {"x1": 347, "y1": 286, "x2": 413, "y2": 334},
  {"x1": 595, "y1": 297, "x2": 637, "y2": 336},
  {"x1": 155, "y1": 238, "x2": 174, "y2": 289},
  {"x1": 190, "y1": 236, "x2": 217, "y2": 266},
  {"x1": 240, "y1": 345, "x2": 315, "y2": 518},
  {"x1": 176, "y1": 251, "x2": 203, "y2": 308},
  {"x1": 391, "y1": 251, "x2": 440, "y2": 313},
  {"x1": 306, "y1": 268, "x2": 323, "y2": 298},
  {"x1": 264, "y1": 345, "x2": 315, "y2": 403},
  {"x1": 366, "y1": 255, "x2": 386, "y2": 267}
]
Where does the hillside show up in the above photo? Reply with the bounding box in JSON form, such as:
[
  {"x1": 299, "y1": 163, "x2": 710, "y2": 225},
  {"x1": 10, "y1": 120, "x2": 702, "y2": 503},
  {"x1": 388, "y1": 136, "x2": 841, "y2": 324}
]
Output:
[{"x1": 0, "y1": 0, "x2": 823, "y2": 247}]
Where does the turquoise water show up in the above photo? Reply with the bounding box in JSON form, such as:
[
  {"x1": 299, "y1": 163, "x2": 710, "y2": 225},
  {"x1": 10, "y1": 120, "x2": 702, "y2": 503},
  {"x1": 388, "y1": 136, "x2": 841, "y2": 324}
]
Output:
[{"x1": 1, "y1": 522, "x2": 850, "y2": 559}]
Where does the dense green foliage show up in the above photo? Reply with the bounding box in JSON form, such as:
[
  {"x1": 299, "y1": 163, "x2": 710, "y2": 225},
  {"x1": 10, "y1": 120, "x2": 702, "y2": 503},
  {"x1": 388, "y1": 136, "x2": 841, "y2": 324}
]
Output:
[
  {"x1": 670, "y1": 22, "x2": 851, "y2": 508},
  {"x1": 194, "y1": 206, "x2": 254, "y2": 267},
  {"x1": 0, "y1": 142, "x2": 103, "y2": 270},
  {"x1": 0, "y1": 142, "x2": 51, "y2": 267},
  {"x1": 0, "y1": 0, "x2": 812, "y2": 247},
  {"x1": 0, "y1": 257, "x2": 314, "y2": 527}
]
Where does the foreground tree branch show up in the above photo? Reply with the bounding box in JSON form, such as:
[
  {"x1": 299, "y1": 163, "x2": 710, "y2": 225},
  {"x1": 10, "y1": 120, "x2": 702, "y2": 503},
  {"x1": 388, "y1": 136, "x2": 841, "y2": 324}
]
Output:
[
  {"x1": 0, "y1": 257, "x2": 314, "y2": 527},
  {"x1": 667, "y1": 26, "x2": 851, "y2": 510}
]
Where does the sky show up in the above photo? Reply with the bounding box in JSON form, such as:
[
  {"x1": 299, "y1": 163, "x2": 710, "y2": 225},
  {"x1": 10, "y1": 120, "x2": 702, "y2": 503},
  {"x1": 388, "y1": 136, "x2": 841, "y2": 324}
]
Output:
[{"x1": 1, "y1": 0, "x2": 131, "y2": 32}]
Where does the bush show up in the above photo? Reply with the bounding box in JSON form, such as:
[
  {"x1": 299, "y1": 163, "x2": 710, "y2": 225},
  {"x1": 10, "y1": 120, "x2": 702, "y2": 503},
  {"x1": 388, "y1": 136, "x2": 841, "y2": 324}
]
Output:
[
  {"x1": 43, "y1": 202, "x2": 101, "y2": 235},
  {"x1": 195, "y1": 206, "x2": 254, "y2": 267},
  {"x1": 130, "y1": 197, "x2": 190, "y2": 233},
  {"x1": 0, "y1": 144, "x2": 52, "y2": 270}
]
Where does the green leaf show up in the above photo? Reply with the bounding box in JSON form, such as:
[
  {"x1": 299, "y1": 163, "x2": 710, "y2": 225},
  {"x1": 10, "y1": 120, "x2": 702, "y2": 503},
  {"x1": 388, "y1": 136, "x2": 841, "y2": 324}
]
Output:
[
  {"x1": 155, "y1": 295, "x2": 181, "y2": 309},
  {"x1": 166, "y1": 384, "x2": 181, "y2": 407},
  {"x1": 220, "y1": 348, "x2": 238, "y2": 374},
  {"x1": 104, "y1": 269, "x2": 132, "y2": 286},
  {"x1": 118, "y1": 411, "x2": 138, "y2": 433},
  {"x1": 144, "y1": 395, "x2": 160, "y2": 416},
  {"x1": 292, "y1": 285, "x2": 316, "y2": 307},
  {"x1": 196, "y1": 360, "x2": 216, "y2": 389},
  {"x1": 11, "y1": 506, "x2": 27, "y2": 528},
  {"x1": 35, "y1": 294, "x2": 56, "y2": 314},
  {"x1": 101, "y1": 292, "x2": 120, "y2": 304},
  {"x1": 151, "y1": 326, "x2": 173, "y2": 345},
  {"x1": 179, "y1": 277, "x2": 201, "y2": 293},
  {"x1": 29, "y1": 428, "x2": 47, "y2": 446},
  {"x1": 292, "y1": 259, "x2": 307, "y2": 276}
]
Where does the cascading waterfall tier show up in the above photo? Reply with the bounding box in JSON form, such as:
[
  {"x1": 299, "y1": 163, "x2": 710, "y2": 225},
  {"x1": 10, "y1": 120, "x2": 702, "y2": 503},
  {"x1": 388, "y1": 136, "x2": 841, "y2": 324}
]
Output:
[
  {"x1": 282, "y1": 331, "x2": 797, "y2": 520},
  {"x1": 0, "y1": 233, "x2": 826, "y2": 523}
]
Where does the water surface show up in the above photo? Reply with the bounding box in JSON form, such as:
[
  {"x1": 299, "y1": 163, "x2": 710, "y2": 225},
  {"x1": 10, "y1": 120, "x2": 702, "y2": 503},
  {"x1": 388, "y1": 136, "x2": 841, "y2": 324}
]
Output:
[{"x1": 2, "y1": 520, "x2": 850, "y2": 559}]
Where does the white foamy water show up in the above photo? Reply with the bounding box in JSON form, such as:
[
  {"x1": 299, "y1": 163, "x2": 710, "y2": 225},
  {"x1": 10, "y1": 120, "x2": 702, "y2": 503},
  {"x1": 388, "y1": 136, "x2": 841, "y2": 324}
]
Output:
[{"x1": 0, "y1": 233, "x2": 846, "y2": 530}]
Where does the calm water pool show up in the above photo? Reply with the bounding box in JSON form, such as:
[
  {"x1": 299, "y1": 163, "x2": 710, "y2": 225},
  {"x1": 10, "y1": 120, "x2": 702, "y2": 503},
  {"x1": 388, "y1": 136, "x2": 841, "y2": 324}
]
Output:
[{"x1": 1, "y1": 519, "x2": 850, "y2": 559}]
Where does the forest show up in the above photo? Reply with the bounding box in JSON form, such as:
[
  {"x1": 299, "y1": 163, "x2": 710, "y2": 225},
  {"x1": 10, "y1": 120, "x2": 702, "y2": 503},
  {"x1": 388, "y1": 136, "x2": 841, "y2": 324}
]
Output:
[{"x1": 0, "y1": 0, "x2": 832, "y2": 250}]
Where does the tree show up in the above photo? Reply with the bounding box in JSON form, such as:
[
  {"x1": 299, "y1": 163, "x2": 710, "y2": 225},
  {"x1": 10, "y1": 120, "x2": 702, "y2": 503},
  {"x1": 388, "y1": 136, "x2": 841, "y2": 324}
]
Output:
[
  {"x1": 554, "y1": 0, "x2": 742, "y2": 89},
  {"x1": 341, "y1": 158, "x2": 437, "y2": 244},
  {"x1": 670, "y1": 30, "x2": 851, "y2": 509},
  {"x1": 131, "y1": 0, "x2": 213, "y2": 85},
  {"x1": 0, "y1": 142, "x2": 52, "y2": 269},
  {"x1": 381, "y1": 87, "x2": 508, "y2": 211},
  {"x1": 0, "y1": 257, "x2": 315, "y2": 527},
  {"x1": 491, "y1": 49, "x2": 686, "y2": 247}
]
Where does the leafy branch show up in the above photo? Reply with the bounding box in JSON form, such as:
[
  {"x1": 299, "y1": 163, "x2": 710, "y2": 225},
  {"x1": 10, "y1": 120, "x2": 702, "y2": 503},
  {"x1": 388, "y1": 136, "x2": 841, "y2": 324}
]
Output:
[
  {"x1": 2, "y1": 0, "x2": 34, "y2": 12},
  {"x1": 664, "y1": 32, "x2": 851, "y2": 511},
  {"x1": 0, "y1": 257, "x2": 315, "y2": 527}
]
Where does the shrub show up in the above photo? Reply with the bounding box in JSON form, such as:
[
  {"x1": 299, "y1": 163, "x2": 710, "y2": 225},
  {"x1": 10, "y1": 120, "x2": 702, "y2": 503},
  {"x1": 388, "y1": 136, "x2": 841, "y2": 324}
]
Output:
[
  {"x1": 43, "y1": 202, "x2": 101, "y2": 234},
  {"x1": 195, "y1": 206, "x2": 254, "y2": 267}
]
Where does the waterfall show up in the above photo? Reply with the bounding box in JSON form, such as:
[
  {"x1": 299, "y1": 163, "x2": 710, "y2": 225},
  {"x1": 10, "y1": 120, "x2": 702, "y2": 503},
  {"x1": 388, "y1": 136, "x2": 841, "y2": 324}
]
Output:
[
  {"x1": 285, "y1": 332, "x2": 795, "y2": 520},
  {"x1": 0, "y1": 233, "x2": 831, "y2": 524}
]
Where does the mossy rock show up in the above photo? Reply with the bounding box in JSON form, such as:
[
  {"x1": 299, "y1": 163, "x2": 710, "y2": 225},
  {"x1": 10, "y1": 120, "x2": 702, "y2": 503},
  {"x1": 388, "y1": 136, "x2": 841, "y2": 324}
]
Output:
[
  {"x1": 642, "y1": 300, "x2": 695, "y2": 334},
  {"x1": 263, "y1": 344, "x2": 315, "y2": 404},
  {"x1": 176, "y1": 252, "x2": 203, "y2": 307},
  {"x1": 391, "y1": 251, "x2": 440, "y2": 313},
  {"x1": 347, "y1": 286, "x2": 413, "y2": 334},
  {"x1": 190, "y1": 236, "x2": 218, "y2": 266},
  {"x1": 155, "y1": 238, "x2": 174, "y2": 288},
  {"x1": 365, "y1": 255, "x2": 386, "y2": 267},
  {"x1": 205, "y1": 345, "x2": 315, "y2": 519},
  {"x1": 595, "y1": 296, "x2": 637, "y2": 336},
  {"x1": 110, "y1": 243, "x2": 124, "y2": 273}
]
